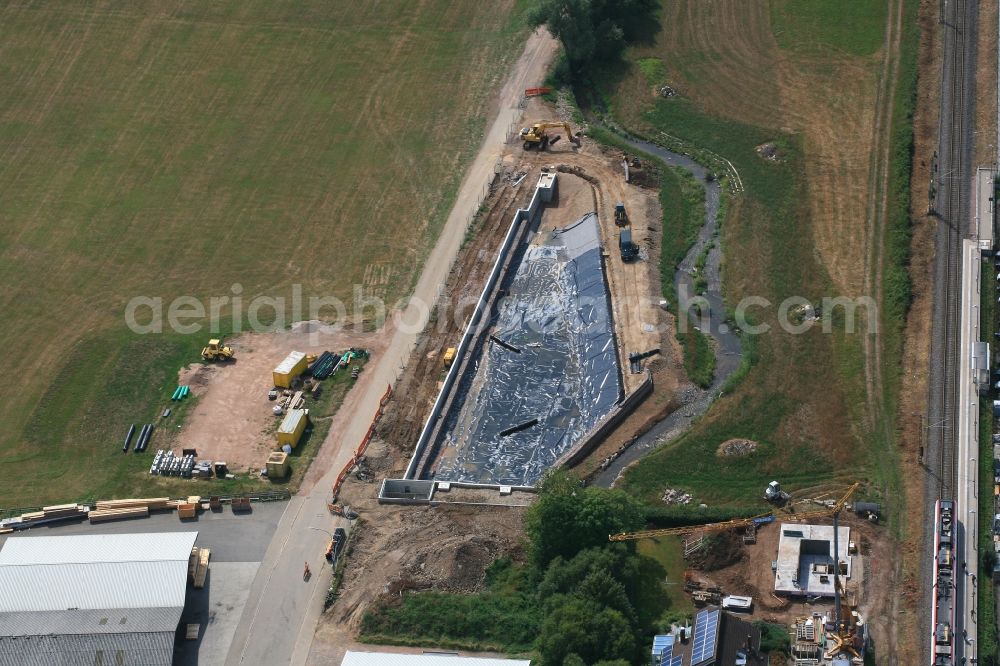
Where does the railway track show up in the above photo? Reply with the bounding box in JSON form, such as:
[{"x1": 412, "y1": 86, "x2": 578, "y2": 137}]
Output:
[
  {"x1": 926, "y1": 0, "x2": 977, "y2": 663},
  {"x1": 930, "y1": 0, "x2": 975, "y2": 510}
]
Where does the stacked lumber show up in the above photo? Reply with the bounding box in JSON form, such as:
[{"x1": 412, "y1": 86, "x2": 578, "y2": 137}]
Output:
[
  {"x1": 89, "y1": 507, "x2": 149, "y2": 523},
  {"x1": 189, "y1": 547, "x2": 211, "y2": 588},
  {"x1": 95, "y1": 497, "x2": 172, "y2": 511},
  {"x1": 0, "y1": 504, "x2": 88, "y2": 531},
  {"x1": 177, "y1": 503, "x2": 197, "y2": 519}
]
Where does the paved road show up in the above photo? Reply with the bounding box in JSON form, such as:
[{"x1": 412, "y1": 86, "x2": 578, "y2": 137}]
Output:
[{"x1": 223, "y1": 29, "x2": 559, "y2": 666}]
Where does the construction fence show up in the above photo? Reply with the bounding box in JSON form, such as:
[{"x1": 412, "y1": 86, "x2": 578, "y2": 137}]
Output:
[{"x1": 330, "y1": 384, "x2": 392, "y2": 502}]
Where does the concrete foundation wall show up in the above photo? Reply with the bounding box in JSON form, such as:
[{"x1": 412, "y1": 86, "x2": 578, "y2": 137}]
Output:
[
  {"x1": 555, "y1": 369, "x2": 653, "y2": 470},
  {"x1": 401, "y1": 173, "x2": 556, "y2": 480}
]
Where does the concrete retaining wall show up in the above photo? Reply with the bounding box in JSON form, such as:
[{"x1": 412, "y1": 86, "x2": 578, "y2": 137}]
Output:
[
  {"x1": 401, "y1": 172, "x2": 557, "y2": 480},
  {"x1": 555, "y1": 369, "x2": 653, "y2": 470}
]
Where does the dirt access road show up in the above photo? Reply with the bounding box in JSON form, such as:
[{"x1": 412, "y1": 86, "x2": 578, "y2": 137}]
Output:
[{"x1": 222, "y1": 28, "x2": 559, "y2": 666}]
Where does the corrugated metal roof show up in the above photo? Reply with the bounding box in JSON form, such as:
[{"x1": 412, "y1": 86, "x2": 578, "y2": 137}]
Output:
[
  {"x1": 0, "y1": 532, "x2": 197, "y2": 566},
  {"x1": 342, "y1": 652, "x2": 531, "y2": 666},
  {"x1": 0, "y1": 607, "x2": 181, "y2": 637},
  {"x1": 0, "y1": 631, "x2": 174, "y2": 666},
  {"x1": 274, "y1": 350, "x2": 306, "y2": 375},
  {"x1": 0, "y1": 561, "x2": 189, "y2": 612},
  {"x1": 0, "y1": 532, "x2": 196, "y2": 639},
  {"x1": 278, "y1": 408, "x2": 308, "y2": 434}
]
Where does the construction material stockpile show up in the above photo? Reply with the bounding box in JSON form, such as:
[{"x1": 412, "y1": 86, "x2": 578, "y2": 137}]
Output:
[
  {"x1": 89, "y1": 497, "x2": 171, "y2": 524},
  {"x1": 123, "y1": 423, "x2": 154, "y2": 453},
  {"x1": 150, "y1": 450, "x2": 197, "y2": 477},
  {"x1": 307, "y1": 351, "x2": 342, "y2": 379},
  {"x1": 171, "y1": 385, "x2": 190, "y2": 400},
  {"x1": 188, "y1": 547, "x2": 211, "y2": 588},
  {"x1": 0, "y1": 503, "x2": 88, "y2": 532}
]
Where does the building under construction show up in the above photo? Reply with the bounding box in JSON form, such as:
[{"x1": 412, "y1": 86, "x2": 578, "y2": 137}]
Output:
[{"x1": 789, "y1": 607, "x2": 868, "y2": 666}]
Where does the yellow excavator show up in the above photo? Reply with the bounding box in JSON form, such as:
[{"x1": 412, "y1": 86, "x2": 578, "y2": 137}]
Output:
[
  {"x1": 201, "y1": 338, "x2": 234, "y2": 362},
  {"x1": 520, "y1": 122, "x2": 581, "y2": 150}
]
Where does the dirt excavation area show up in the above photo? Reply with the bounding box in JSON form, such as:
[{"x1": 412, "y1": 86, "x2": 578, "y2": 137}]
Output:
[
  {"x1": 174, "y1": 323, "x2": 388, "y2": 472},
  {"x1": 310, "y1": 99, "x2": 693, "y2": 653}
]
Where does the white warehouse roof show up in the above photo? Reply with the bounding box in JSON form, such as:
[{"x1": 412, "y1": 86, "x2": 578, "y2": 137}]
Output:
[
  {"x1": 0, "y1": 531, "x2": 197, "y2": 614},
  {"x1": 0, "y1": 532, "x2": 197, "y2": 666},
  {"x1": 342, "y1": 652, "x2": 531, "y2": 666}
]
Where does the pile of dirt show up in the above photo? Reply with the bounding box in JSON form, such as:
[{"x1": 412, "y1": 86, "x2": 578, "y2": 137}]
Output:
[
  {"x1": 716, "y1": 438, "x2": 758, "y2": 458},
  {"x1": 755, "y1": 141, "x2": 785, "y2": 162},
  {"x1": 689, "y1": 531, "x2": 744, "y2": 571},
  {"x1": 661, "y1": 487, "x2": 693, "y2": 505}
]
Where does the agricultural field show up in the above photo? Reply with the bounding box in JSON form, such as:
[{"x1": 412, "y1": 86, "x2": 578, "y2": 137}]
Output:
[
  {"x1": 610, "y1": 0, "x2": 914, "y2": 513},
  {"x1": 604, "y1": 0, "x2": 918, "y2": 660},
  {"x1": 0, "y1": 0, "x2": 531, "y2": 507}
]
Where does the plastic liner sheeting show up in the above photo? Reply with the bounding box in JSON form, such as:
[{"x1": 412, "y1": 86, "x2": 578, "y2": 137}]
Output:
[{"x1": 430, "y1": 213, "x2": 622, "y2": 486}]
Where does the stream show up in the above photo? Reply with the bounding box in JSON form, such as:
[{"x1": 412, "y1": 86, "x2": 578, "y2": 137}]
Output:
[{"x1": 593, "y1": 136, "x2": 743, "y2": 487}]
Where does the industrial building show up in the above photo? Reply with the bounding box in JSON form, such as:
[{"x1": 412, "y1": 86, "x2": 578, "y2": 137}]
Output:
[
  {"x1": 773, "y1": 523, "x2": 851, "y2": 597},
  {"x1": 341, "y1": 652, "x2": 531, "y2": 666},
  {"x1": 0, "y1": 531, "x2": 198, "y2": 666},
  {"x1": 651, "y1": 607, "x2": 766, "y2": 665}
]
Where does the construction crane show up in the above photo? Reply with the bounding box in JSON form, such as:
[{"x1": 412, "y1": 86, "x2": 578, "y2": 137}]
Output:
[
  {"x1": 608, "y1": 482, "x2": 861, "y2": 542},
  {"x1": 609, "y1": 512, "x2": 776, "y2": 542},
  {"x1": 520, "y1": 122, "x2": 581, "y2": 150}
]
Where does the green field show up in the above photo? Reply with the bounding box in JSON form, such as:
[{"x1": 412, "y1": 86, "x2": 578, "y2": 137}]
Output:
[
  {"x1": 597, "y1": 0, "x2": 916, "y2": 515},
  {"x1": 0, "y1": 1, "x2": 530, "y2": 507},
  {"x1": 770, "y1": 0, "x2": 889, "y2": 56}
]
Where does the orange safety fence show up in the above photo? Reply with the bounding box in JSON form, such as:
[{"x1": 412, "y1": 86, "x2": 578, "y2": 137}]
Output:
[
  {"x1": 524, "y1": 86, "x2": 552, "y2": 97},
  {"x1": 331, "y1": 384, "x2": 392, "y2": 501}
]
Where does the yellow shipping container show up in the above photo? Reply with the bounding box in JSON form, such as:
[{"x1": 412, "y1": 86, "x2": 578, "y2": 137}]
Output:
[
  {"x1": 277, "y1": 408, "x2": 309, "y2": 448},
  {"x1": 273, "y1": 351, "x2": 307, "y2": 388}
]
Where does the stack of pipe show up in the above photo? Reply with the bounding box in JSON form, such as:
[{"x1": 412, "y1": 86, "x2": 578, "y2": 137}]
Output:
[
  {"x1": 122, "y1": 424, "x2": 136, "y2": 453},
  {"x1": 308, "y1": 351, "x2": 341, "y2": 379},
  {"x1": 133, "y1": 424, "x2": 154, "y2": 452},
  {"x1": 171, "y1": 385, "x2": 190, "y2": 400}
]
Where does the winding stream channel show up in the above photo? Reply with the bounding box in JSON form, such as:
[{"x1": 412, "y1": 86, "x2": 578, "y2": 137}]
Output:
[{"x1": 593, "y1": 136, "x2": 743, "y2": 487}]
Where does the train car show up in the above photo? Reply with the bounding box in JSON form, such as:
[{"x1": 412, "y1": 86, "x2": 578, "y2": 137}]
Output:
[{"x1": 931, "y1": 499, "x2": 956, "y2": 666}]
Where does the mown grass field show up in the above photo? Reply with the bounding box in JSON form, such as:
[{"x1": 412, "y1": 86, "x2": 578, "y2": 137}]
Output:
[
  {"x1": 0, "y1": 0, "x2": 530, "y2": 507},
  {"x1": 604, "y1": 0, "x2": 916, "y2": 514}
]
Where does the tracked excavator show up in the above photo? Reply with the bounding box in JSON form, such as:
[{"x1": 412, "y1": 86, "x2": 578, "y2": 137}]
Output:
[{"x1": 520, "y1": 122, "x2": 581, "y2": 150}]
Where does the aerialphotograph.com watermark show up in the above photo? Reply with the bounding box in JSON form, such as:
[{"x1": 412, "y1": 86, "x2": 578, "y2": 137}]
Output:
[{"x1": 124, "y1": 283, "x2": 879, "y2": 341}]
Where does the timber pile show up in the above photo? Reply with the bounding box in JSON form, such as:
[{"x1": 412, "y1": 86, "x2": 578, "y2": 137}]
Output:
[
  {"x1": 95, "y1": 497, "x2": 172, "y2": 511},
  {"x1": 1, "y1": 503, "x2": 88, "y2": 530},
  {"x1": 189, "y1": 547, "x2": 211, "y2": 588},
  {"x1": 89, "y1": 507, "x2": 149, "y2": 523}
]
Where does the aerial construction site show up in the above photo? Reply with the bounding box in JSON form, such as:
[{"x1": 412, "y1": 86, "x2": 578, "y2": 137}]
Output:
[{"x1": 0, "y1": 1, "x2": 981, "y2": 664}]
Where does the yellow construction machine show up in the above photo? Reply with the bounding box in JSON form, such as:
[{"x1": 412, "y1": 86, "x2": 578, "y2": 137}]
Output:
[
  {"x1": 520, "y1": 122, "x2": 581, "y2": 150},
  {"x1": 201, "y1": 338, "x2": 234, "y2": 362}
]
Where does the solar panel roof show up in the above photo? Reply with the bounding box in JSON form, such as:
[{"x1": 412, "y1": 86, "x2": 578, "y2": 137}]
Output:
[{"x1": 691, "y1": 608, "x2": 721, "y2": 665}]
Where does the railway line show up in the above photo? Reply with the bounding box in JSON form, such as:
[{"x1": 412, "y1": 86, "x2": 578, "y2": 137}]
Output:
[{"x1": 927, "y1": 0, "x2": 979, "y2": 664}]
